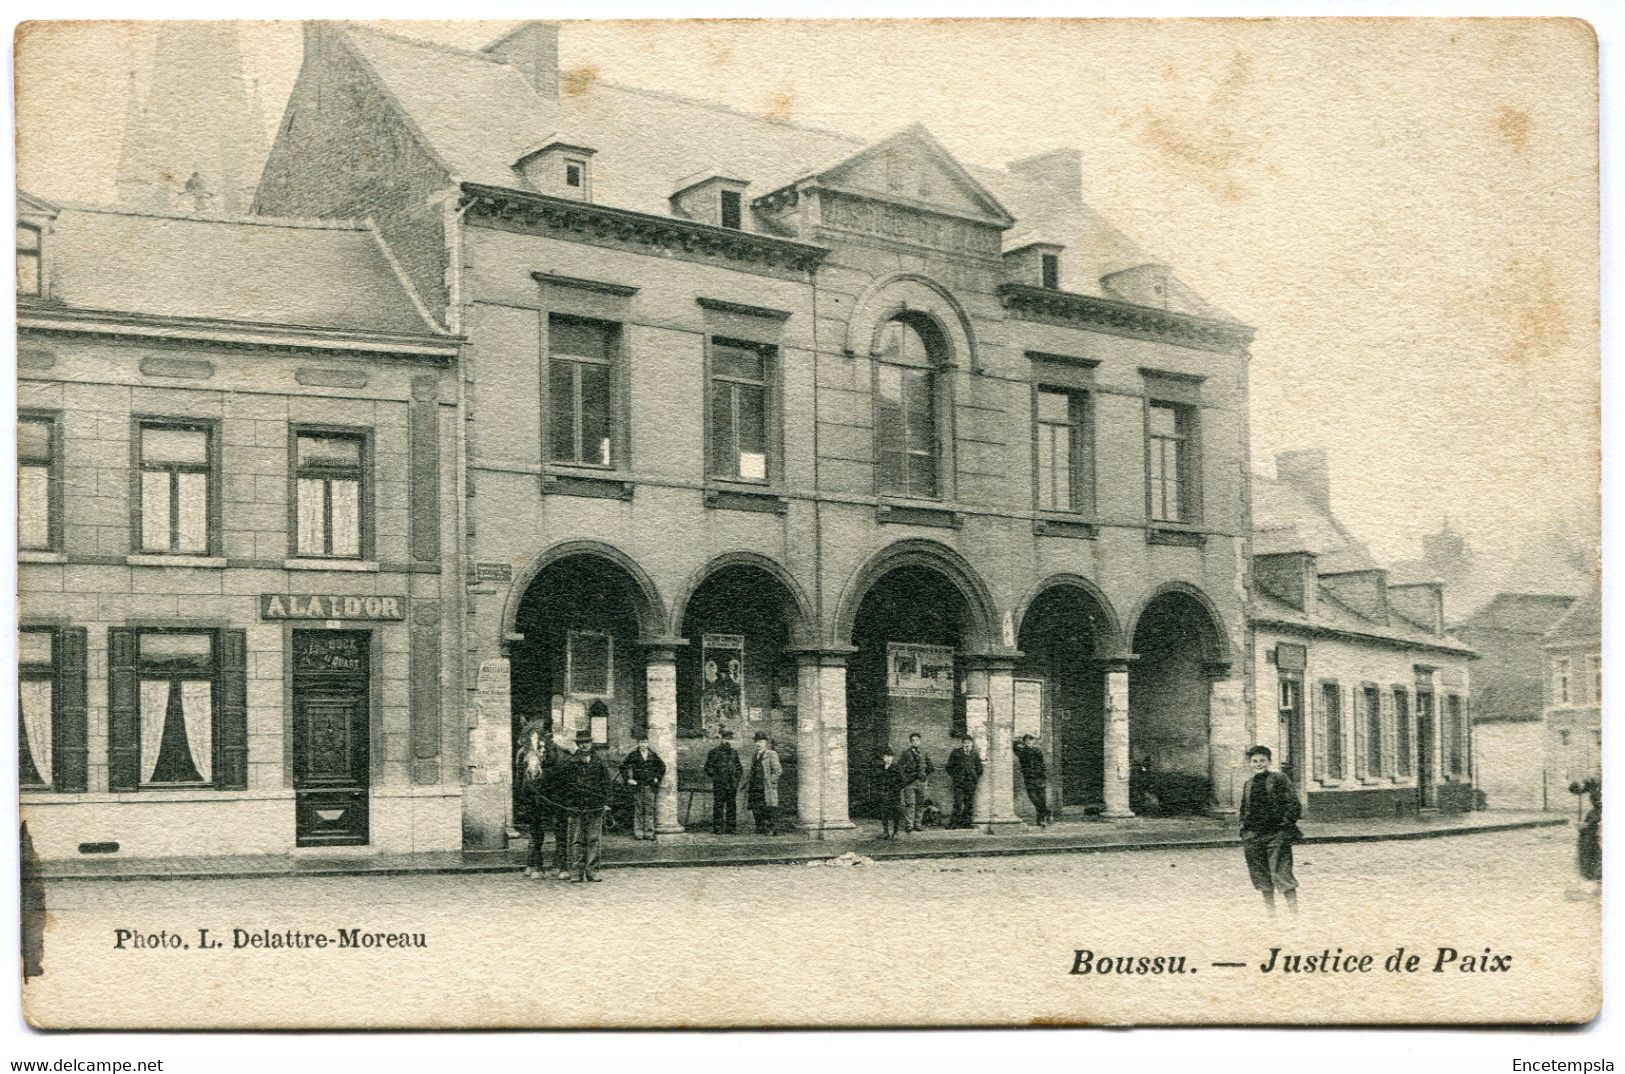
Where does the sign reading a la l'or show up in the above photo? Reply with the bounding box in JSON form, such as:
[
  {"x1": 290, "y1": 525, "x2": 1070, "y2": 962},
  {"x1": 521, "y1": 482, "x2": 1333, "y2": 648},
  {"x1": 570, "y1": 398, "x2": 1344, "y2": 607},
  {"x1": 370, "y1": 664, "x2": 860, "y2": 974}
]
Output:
[{"x1": 260, "y1": 594, "x2": 406, "y2": 621}]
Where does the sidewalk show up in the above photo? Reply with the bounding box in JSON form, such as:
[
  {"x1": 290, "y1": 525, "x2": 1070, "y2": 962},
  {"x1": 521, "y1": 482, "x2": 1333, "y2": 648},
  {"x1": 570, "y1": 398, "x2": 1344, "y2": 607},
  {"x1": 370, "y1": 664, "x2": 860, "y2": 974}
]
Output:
[{"x1": 33, "y1": 810, "x2": 1567, "y2": 883}]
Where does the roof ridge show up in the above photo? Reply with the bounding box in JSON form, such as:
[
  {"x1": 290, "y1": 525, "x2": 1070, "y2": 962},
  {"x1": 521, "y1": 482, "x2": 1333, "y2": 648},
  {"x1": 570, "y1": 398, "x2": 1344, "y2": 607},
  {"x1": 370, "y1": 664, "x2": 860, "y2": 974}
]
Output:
[
  {"x1": 57, "y1": 202, "x2": 370, "y2": 231},
  {"x1": 339, "y1": 22, "x2": 515, "y2": 70},
  {"x1": 591, "y1": 78, "x2": 865, "y2": 146}
]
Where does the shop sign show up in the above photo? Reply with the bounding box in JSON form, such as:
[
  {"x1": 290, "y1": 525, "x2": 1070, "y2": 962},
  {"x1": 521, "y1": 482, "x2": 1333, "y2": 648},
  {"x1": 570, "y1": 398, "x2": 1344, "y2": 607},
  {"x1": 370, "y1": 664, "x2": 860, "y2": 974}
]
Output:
[
  {"x1": 260, "y1": 594, "x2": 406, "y2": 621},
  {"x1": 886, "y1": 642, "x2": 955, "y2": 699}
]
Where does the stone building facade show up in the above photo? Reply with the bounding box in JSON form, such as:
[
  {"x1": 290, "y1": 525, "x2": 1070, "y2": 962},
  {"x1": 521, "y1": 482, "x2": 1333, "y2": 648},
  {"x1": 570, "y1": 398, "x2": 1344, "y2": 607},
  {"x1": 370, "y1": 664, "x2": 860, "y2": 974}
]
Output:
[
  {"x1": 1540, "y1": 586, "x2": 1601, "y2": 811},
  {"x1": 16, "y1": 193, "x2": 464, "y2": 860},
  {"x1": 250, "y1": 21, "x2": 1259, "y2": 846}
]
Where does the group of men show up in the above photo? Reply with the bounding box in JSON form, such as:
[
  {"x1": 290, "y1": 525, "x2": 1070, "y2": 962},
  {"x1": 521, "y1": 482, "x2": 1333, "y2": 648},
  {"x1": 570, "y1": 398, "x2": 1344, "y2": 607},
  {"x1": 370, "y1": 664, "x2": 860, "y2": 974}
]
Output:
[
  {"x1": 704, "y1": 729, "x2": 784, "y2": 835},
  {"x1": 874, "y1": 732, "x2": 1055, "y2": 836}
]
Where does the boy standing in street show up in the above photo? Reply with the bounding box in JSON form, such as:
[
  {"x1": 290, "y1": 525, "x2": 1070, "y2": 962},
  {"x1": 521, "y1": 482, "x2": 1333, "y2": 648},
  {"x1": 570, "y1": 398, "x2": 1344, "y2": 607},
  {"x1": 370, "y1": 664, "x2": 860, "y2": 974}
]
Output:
[{"x1": 1239, "y1": 745, "x2": 1303, "y2": 915}]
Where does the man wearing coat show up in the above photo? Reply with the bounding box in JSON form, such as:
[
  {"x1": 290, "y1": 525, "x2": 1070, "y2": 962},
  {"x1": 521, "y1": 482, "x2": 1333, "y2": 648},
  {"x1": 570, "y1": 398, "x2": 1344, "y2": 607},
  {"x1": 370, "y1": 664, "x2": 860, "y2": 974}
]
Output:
[
  {"x1": 747, "y1": 731, "x2": 782, "y2": 835},
  {"x1": 1239, "y1": 744, "x2": 1302, "y2": 914},
  {"x1": 704, "y1": 728, "x2": 744, "y2": 834},
  {"x1": 618, "y1": 732, "x2": 667, "y2": 841},
  {"x1": 560, "y1": 729, "x2": 613, "y2": 882},
  {"x1": 897, "y1": 732, "x2": 935, "y2": 832},
  {"x1": 945, "y1": 732, "x2": 983, "y2": 829},
  {"x1": 1014, "y1": 734, "x2": 1051, "y2": 827}
]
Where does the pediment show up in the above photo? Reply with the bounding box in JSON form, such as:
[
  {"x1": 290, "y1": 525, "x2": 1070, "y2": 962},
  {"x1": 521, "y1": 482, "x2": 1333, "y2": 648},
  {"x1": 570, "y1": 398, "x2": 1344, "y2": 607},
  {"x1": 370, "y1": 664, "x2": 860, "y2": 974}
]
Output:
[{"x1": 811, "y1": 126, "x2": 1012, "y2": 228}]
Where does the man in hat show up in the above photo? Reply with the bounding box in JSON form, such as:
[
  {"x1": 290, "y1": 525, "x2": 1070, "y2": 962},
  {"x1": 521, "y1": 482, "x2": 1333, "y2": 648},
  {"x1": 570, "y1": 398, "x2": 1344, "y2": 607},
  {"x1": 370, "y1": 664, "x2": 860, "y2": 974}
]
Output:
[
  {"x1": 1014, "y1": 734, "x2": 1051, "y2": 827},
  {"x1": 561, "y1": 728, "x2": 612, "y2": 881},
  {"x1": 876, "y1": 748, "x2": 905, "y2": 839},
  {"x1": 897, "y1": 732, "x2": 935, "y2": 832},
  {"x1": 704, "y1": 728, "x2": 744, "y2": 834},
  {"x1": 747, "y1": 731, "x2": 783, "y2": 835},
  {"x1": 945, "y1": 732, "x2": 984, "y2": 829},
  {"x1": 619, "y1": 732, "x2": 667, "y2": 840}
]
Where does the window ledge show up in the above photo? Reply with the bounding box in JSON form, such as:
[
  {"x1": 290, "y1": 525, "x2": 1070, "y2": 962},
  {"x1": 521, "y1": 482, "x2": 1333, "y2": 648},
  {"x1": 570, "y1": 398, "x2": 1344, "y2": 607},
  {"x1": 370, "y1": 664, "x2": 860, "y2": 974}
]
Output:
[
  {"x1": 18, "y1": 550, "x2": 66, "y2": 564},
  {"x1": 1146, "y1": 525, "x2": 1207, "y2": 548},
  {"x1": 283, "y1": 558, "x2": 380, "y2": 573},
  {"x1": 542, "y1": 471, "x2": 635, "y2": 502},
  {"x1": 126, "y1": 554, "x2": 227, "y2": 569},
  {"x1": 876, "y1": 501, "x2": 963, "y2": 530},
  {"x1": 1034, "y1": 516, "x2": 1098, "y2": 540},
  {"x1": 705, "y1": 486, "x2": 789, "y2": 515}
]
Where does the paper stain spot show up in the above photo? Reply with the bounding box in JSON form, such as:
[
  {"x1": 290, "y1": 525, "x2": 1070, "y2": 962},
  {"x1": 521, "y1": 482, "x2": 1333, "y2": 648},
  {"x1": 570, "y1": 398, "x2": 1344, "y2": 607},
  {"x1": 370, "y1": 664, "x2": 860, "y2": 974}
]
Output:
[
  {"x1": 1497, "y1": 106, "x2": 1533, "y2": 150},
  {"x1": 763, "y1": 91, "x2": 794, "y2": 123},
  {"x1": 561, "y1": 65, "x2": 599, "y2": 97}
]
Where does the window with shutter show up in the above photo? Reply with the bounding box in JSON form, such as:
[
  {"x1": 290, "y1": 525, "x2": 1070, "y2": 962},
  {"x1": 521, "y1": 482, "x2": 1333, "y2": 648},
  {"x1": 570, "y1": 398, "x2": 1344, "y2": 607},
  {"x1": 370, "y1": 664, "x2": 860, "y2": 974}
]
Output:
[
  {"x1": 1380, "y1": 688, "x2": 1397, "y2": 782},
  {"x1": 1393, "y1": 688, "x2": 1412, "y2": 777},
  {"x1": 55, "y1": 628, "x2": 88, "y2": 792},
  {"x1": 1311, "y1": 681, "x2": 1328, "y2": 781},
  {"x1": 217, "y1": 630, "x2": 248, "y2": 789},
  {"x1": 1353, "y1": 686, "x2": 1369, "y2": 780},
  {"x1": 107, "y1": 628, "x2": 140, "y2": 792}
]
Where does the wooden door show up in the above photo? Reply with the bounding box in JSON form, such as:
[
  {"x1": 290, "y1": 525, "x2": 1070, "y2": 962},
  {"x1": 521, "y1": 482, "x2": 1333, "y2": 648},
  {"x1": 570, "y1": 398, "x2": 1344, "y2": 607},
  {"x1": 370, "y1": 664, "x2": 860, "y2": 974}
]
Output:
[{"x1": 292, "y1": 631, "x2": 371, "y2": 846}]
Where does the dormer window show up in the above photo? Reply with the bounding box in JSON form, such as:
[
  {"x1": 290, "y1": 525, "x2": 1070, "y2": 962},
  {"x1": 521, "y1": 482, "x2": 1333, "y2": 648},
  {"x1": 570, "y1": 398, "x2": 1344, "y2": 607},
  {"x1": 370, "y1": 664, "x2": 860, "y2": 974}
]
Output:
[
  {"x1": 17, "y1": 223, "x2": 41, "y2": 296},
  {"x1": 514, "y1": 138, "x2": 595, "y2": 201},
  {"x1": 1002, "y1": 240, "x2": 1065, "y2": 291},
  {"x1": 1041, "y1": 253, "x2": 1060, "y2": 289},
  {"x1": 720, "y1": 190, "x2": 743, "y2": 231},
  {"x1": 565, "y1": 159, "x2": 585, "y2": 189}
]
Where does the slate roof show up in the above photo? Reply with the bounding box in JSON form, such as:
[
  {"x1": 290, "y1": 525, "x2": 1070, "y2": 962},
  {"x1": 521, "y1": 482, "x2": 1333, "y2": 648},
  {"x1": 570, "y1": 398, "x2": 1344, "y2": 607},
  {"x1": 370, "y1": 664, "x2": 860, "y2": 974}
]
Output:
[
  {"x1": 1544, "y1": 585, "x2": 1601, "y2": 646},
  {"x1": 24, "y1": 203, "x2": 448, "y2": 339},
  {"x1": 1250, "y1": 471, "x2": 1380, "y2": 573},
  {"x1": 1253, "y1": 589, "x2": 1475, "y2": 657},
  {"x1": 332, "y1": 23, "x2": 1223, "y2": 317}
]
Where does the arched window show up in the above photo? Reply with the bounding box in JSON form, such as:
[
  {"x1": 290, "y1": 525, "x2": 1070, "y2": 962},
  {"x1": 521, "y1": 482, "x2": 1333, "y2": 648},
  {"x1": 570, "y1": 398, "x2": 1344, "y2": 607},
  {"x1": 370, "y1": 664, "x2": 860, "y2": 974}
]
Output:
[{"x1": 874, "y1": 315, "x2": 945, "y2": 499}]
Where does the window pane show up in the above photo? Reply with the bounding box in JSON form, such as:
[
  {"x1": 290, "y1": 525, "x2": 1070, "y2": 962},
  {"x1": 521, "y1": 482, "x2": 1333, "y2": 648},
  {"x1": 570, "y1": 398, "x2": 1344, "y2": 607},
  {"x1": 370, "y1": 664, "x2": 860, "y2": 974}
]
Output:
[
  {"x1": 16, "y1": 225, "x2": 39, "y2": 252},
  {"x1": 736, "y1": 384, "x2": 767, "y2": 480},
  {"x1": 881, "y1": 319, "x2": 933, "y2": 366},
  {"x1": 330, "y1": 479, "x2": 361, "y2": 557},
  {"x1": 903, "y1": 370, "x2": 935, "y2": 452},
  {"x1": 139, "y1": 632, "x2": 214, "y2": 670},
  {"x1": 709, "y1": 381, "x2": 736, "y2": 476},
  {"x1": 907, "y1": 451, "x2": 938, "y2": 499},
  {"x1": 142, "y1": 427, "x2": 208, "y2": 467},
  {"x1": 141, "y1": 471, "x2": 171, "y2": 551},
  {"x1": 878, "y1": 449, "x2": 907, "y2": 493},
  {"x1": 175, "y1": 471, "x2": 208, "y2": 552},
  {"x1": 19, "y1": 630, "x2": 53, "y2": 666},
  {"x1": 1149, "y1": 404, "x2": 1177, "y2": 437},
  {"x1": 18, "y1": 466, "x2": 49, "y2": 549},
  {"x1": 549, "y1": 360, "x2": 577, "y2": 461},
  {"x1": 550, "y1": 317, "x2": 613, "y2": 361},
  {"x1": 17, "y1": 419, "x2": 51, "y2": 462},
  {"x1": 1037, "y1": 390, "x2": 1071, "y2": 424},
  {"x1": 720, "y1": 190, "x2": 742, "y2": 230},
  {"x1": 1037, "y1": 434, "x2": 1056, "y2": 509},
  {"x1": 1052, "y1": 440, "x2": 1071, "y2": 508},
  {"x1": 296, "y1": 477, "x2": 326, "y2": 556},
  {"x1": 714, "y1": 343, "x2": 766, "y2": 382},
  {"x1": 578, "y1": 361, "x2": 613, "y2": 466},
  {"x1": 297, "y1": 434, "x2": 361, "y2": 469}
]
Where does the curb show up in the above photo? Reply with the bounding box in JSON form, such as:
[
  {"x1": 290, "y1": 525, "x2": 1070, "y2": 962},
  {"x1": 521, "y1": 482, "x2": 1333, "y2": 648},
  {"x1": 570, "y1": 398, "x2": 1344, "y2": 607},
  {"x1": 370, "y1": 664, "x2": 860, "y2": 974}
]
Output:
[{"x1": 35, "y1": 815, "x2": 1568, "y2": 883}]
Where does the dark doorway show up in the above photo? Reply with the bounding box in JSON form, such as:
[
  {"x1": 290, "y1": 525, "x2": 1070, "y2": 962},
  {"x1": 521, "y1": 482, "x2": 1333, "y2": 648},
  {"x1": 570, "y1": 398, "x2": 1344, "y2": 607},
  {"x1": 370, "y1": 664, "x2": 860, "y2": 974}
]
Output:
[
  {"x1": 292, "y1": 630, "x2": 371, "y2": 846},
  {"x1": 1016, "y1": 585, "x2": 1109, "y2": 811},
  {"x1": 1129, "y1": 589, "x2": 1222, "y2": 813},
  {"x1": 1278, "y1": 676, "x2": 1305, "y2": 790}
]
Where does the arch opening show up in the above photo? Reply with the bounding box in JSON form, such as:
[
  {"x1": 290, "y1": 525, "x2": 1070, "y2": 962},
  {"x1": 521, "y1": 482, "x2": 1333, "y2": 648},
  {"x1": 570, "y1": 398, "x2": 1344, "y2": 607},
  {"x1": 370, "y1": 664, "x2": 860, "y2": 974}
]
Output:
[
  {"x1": 1128, "y1": 588, "x2": 1224, "y2": 815},
  {"x1": 1015, "y1": 583, "x2": 1117, "y2": 816}
]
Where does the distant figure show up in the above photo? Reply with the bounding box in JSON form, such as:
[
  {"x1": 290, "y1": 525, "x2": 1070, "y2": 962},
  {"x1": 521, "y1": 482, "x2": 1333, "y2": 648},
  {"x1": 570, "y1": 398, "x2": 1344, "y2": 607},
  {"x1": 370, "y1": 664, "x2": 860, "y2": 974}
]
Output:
[
  {"x1": 1239, "y1": 745, "x2": 1302, "y2": 915},
  {"x1": 747, "y1": 731, "x2": 783, "y2": 835},
  {"x1": 1014, "y1": 734, "x2": 1051, "y2": 827},
  {"x1": 876, "y1": 748, "x2": 906, "y2": 839},
  {"x1": 898, "y1": 732, "x2": 935, "y2": 833},
  {"x1": 561, "y1": 729, "x2": 612, "y2": 882},
  {"x1": 1571, "y1": 778, "x2": 1601, "y2": 883},
  {"x1": 704, "y1": 729, "x2": 744, "y2": 834},
  {"x1": 946, "y1": 732, "x2": 983, "y2": 828},
  {"x1": 619, "y1": 732, "x2": 667, "y2": 841}
]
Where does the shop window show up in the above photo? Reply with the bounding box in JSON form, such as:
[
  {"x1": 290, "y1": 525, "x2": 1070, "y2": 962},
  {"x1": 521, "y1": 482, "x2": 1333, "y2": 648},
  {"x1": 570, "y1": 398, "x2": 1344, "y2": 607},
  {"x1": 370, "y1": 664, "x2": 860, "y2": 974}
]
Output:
[
  {"x1": 567, "y1": 630, "x2": 613, "y2": 697},
  {"x1": 708, "y1": 339, "x2": 774, "y2": 482},
  {"x1": 18, "y1": 413, "x2": 59, "y2": 551},
  {"x1": 874, "y1": 317, "x2": 943, "y2": 500},
  {"x1": 548, "y1": 315, "x2": 619, "y2": 468},
  {"x1": 1147, "y1": 402, "x2": 1198, "y2": 524},
  {"x1": 17, "y1": 223, "x2": 41, "y2": 296},
  {"x1": 136, "y1": 421, "x2": 216, "y2": 554},
  {"x1": 293, "y1": 430, "x2": 368, "y2": 558},
  {"x1": 19, "y1": 629, "x2": 54, "y2": 789},
  {"x1": 1035, "y1": 387, "x2": 1092, "y2": 514},
  {"x1": 1393, "y1": 687, "x2": 1412, "y2": 777},
  {"x1": 107, "y1": 628, "x2": 246, "y2": 792}
]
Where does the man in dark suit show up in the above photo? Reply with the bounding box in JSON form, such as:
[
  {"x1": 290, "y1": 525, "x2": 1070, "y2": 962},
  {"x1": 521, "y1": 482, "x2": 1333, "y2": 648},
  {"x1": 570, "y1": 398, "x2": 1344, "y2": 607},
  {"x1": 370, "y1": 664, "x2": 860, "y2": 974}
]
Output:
[
  {"x1": 704, "y1": 729, "x2": 744, "y2": 834},
  {"x1": 1239, "y1": 744, "x2": 1303, "y2": 914},
  {"x1": 945, "y1": 732, "x2": 983, "y2": 828},
  {"x1": 561, "y1": 729, "x2": 612, "y2": 882},
  {"x1": 876, "y1": 748, "x2": 905, "y2": 839},
  {"x1": 897, "y1": 732, "x2": 935, "y2": 832},
  {"x1": 618, "y1": 733, "x2": 667, "y2": 841},
  {"x1": 1014, "y1": 734, "x2": 1051, "y2": 827}
]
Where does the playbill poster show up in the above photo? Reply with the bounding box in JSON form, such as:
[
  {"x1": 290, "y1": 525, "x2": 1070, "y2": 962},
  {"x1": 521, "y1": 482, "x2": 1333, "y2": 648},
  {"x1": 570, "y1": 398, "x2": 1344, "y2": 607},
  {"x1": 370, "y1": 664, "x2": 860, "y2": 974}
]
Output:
[{"x1": 9, "y1": 13, "x2": 1604, "y2": 1038}]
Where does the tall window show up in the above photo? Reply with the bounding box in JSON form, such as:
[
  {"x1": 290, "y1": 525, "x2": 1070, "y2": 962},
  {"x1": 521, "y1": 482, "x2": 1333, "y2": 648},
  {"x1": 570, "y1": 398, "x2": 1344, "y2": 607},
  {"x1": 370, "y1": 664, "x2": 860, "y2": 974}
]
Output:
[
  {"x1": 1321, "y1": 682, "x2": 1343, "y2": 780},
  {"x1": 709, "y1": 339, "x2": 772, "y2": 481},
  {"x1": 1393, "y1": 687, "x2": 1412, "y2": 777},
  {"x1": 294, "y1": 431, "x2": 366, "y2": 558},
  {"x1": 549, "y1": 316, "x2": 617, "y2": 468},
  {"x1": 1041, "y1": 252, "x2": 1060, "y2": 289},
  {"x1": 1587, "y1": 653, "x2": 1601, "y2": 705},
  {"x1": 720, "y1": 190, "x2": 743, "y2": 230},
  {"x1": 1036, "y1": 388, "x2": 1090, "y2": 513},
  {"x1": 1364, "y1": 685, "x2": 1383, "y2": 777},
  {"x1": 1445, "y1": 694, "x2": 1465, "y2": 777},
  {"x1": 1147, "y1": 402, "x2": 1196, "y2": 523},
  {"x1": 18, "y1": 629, "x2": 55, "y2": 789},
  {"x1": 17, "y1": 223, "x2": 41, "y2": 296},
  {"x1": 137, "y1": 422, "x2": 213, "y2": 554},
  {"x1": 137, "y1": 632, "x2": 216, "y2": 786},
  {"x1": 875, "y1": 318, "x2": 941, "y2": 500},
  {"x1": 18, "y1": 414, "x2": 58, "y2": 551},
  {"x1": 1554, "y1": 657, "x2": 1572, "y2": 704}
]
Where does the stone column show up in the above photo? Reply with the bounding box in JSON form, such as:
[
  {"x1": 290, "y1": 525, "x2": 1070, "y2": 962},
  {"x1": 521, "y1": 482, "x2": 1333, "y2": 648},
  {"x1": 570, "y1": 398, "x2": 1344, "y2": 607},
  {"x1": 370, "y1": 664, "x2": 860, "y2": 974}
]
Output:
[
  {"x1": 794, "y1": 652, "x2": 824, "y2": 834},
  {"x1": 1206, "y1": 662, "x2": 1243, "y2": 815},
  {"x1": 640, "y1": 638, "x2": 686, "y2": 836},
  {"x1": 466, "y1": 653, "x2": 513, "y2": 849},
  {"x1": 796, "y1": 647, "x2": 856, "y2": 839},
  {"x1": 965, "y1": 654, "x2": 1023, "y2": 832},
  {"x1": 1099, "y1": 657, "x2": 1134, "y2": 818}
]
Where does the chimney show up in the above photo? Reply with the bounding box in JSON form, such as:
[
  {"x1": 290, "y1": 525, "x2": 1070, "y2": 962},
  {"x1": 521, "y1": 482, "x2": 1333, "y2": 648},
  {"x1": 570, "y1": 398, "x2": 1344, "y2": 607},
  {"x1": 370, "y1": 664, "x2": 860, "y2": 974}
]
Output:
[
  {"x1": 1388, "y1": 582, "x2": 1445, "y2": 636},
  {"x1": 1319, "y1": 568, "x2": 1390, "y2": 625},
  {"x1": 1008, "y1": 148, "x2": 1082, "y2": 202},
  {"x1": 1275, "y1": 449, "x2": 1331, "y2": 514},
  {"x1": 1254, "y1": 551, "x2": 1318, "y2": 616},
  {"x1": 484, "y1": 21, "x2": 560, "y2": 99}
]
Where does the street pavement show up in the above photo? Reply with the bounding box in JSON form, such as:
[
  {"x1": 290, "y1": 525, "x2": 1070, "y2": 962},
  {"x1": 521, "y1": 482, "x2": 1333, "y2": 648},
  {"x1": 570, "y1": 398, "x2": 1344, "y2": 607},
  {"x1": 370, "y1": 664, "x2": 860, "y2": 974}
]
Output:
[{"x1": 23, "y1": 825, "x2": 1600, "y2": 1029}]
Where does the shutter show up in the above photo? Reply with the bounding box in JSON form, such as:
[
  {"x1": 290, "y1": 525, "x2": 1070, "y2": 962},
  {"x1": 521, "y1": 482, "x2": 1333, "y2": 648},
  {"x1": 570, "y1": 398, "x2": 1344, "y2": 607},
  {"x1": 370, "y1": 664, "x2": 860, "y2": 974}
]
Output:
[
  {"x1": 216, "y1": 629, "x2": 249, "y2": 790},
  {"x1": 107, "y1": 628, "x2": 140, "y2": 792},
  {"x1": 1353, "y1": 687, "x2": 1368, "y2": 780},
  {"x1": 1381, "y1": 690, "x2": 1397, "y2": 782},
  {"x1": 53, "y1": 627, "x2": 89, "y2": 792},
  {"x1": 1463, "y1": 697, "x2": 1473, "y2": 781},
  {"x1": 1311, "y1": 683, "x2": 1327, "y2": 781}
]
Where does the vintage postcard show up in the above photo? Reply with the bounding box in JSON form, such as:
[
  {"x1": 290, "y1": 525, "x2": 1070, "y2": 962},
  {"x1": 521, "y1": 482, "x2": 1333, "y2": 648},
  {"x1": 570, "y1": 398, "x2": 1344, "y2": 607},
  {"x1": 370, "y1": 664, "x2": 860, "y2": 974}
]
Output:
[{"x1": 11, "y1": 17, "x2": 1600, "y2": 1030}]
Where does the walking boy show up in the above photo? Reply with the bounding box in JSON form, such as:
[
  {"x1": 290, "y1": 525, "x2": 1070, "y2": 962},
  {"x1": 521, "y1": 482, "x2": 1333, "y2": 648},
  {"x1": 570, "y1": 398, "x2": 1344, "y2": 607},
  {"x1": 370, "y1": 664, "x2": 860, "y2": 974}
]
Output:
[{"x1": 1239, "y1": 745, "x2": 1302, "y2": 914}]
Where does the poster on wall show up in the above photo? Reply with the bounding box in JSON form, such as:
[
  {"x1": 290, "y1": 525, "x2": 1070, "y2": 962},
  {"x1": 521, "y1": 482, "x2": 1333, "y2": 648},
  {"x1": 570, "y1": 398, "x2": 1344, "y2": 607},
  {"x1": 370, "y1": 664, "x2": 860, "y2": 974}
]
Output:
[
  {"x1": 701, "y1": 633, "x2": 745, "y2": 728},
  {"x1": 886, "y1": 642, "x2": 955, "y2": 699},
  {"x1": 1013, "y1": 678, "x2": 1043, "y2": 742}
]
